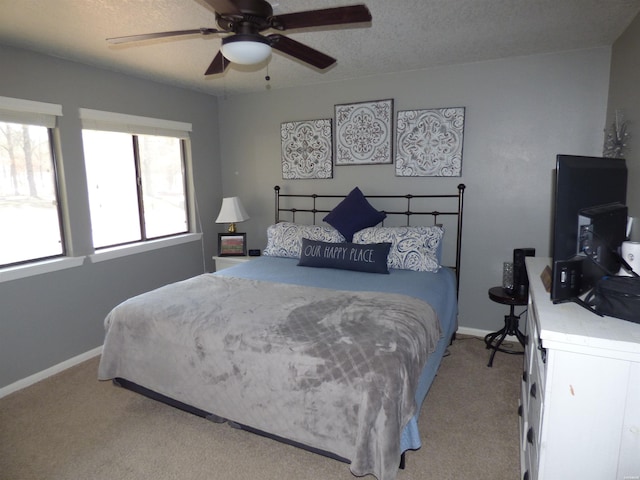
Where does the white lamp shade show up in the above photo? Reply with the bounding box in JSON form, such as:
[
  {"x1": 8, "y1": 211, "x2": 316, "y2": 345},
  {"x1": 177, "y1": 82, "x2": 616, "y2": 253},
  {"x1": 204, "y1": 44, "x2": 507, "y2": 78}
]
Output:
[
  {"x1": 216, "y1": 197, "x2": 250, "y2": 224},
  {"x1": 221, "y1": 34, "x2": 271, "y2": 65}
]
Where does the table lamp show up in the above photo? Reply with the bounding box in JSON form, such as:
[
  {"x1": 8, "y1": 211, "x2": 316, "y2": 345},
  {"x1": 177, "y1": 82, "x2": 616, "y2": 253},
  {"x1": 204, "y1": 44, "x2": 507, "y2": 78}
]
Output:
[{"x1": 215, "y1": 197, "x2": 249, "y2": 233}]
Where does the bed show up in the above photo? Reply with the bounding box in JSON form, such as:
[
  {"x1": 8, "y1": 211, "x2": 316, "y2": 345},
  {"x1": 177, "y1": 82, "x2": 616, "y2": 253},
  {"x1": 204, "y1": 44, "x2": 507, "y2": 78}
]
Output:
[{"x1": 98, "y1": 184, "x2": 466, "y2": 480}]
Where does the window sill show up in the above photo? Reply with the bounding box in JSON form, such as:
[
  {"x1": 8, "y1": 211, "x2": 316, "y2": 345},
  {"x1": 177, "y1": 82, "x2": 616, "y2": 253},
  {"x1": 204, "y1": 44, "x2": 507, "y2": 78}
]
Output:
[
  {"x1": 0, "y1": 256, "x2": 85, "y2": 283},
  {"x1": 0, "y1": 233, "x2": 202, "y2": 283},
  {"x1": 89, "y1": 233, "x2": 202, "y2": 263}
]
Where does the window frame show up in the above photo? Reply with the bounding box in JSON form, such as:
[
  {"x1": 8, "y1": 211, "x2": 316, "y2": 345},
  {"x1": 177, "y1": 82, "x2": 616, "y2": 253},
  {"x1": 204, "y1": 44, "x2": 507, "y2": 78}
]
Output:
[
  {"x1": 79, "y1": 108, "x2": 195, "y2": 251},
  {"x1": 0, "y1": 96, "x2": 67, "y2": 268},
  {"x1": 0, "y1": 103, "x2": 202, "y2": 283}
]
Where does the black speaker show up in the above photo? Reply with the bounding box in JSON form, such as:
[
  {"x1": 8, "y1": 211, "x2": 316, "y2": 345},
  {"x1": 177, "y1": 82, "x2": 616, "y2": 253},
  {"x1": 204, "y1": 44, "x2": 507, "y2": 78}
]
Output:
[{"x1": 513, "y1": 248, "x2": 536, "y2": 297}]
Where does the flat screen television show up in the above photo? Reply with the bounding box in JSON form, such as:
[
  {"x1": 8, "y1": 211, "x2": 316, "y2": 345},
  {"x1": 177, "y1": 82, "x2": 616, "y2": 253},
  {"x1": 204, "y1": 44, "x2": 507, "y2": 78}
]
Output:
[{"x1": 550, "y1": 154, "x2": 628, "y2": 303}]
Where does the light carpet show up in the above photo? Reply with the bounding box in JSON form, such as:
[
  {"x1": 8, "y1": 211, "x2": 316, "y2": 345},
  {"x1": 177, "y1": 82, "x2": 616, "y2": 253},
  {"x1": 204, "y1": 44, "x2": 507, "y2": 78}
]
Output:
[{"x1": 0, "y1": 335, "x2": 522, "y2": 480}]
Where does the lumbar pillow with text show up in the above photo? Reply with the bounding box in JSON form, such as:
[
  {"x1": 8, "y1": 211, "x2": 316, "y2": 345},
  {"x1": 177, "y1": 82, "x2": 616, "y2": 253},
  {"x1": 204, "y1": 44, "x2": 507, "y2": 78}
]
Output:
[
  {"x1": 298, "y1": 238, "x2": 391, "y2": 274},
  {"x1": 323, "y1": 187, "x2": 387, "y2": 242}
]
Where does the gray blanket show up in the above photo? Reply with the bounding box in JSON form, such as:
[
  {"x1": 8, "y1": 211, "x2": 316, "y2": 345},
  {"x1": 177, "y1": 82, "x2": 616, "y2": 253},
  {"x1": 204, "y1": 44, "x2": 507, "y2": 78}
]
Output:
[{"x1": 98, "y1": 274, "x2": 441, "y2": 480}]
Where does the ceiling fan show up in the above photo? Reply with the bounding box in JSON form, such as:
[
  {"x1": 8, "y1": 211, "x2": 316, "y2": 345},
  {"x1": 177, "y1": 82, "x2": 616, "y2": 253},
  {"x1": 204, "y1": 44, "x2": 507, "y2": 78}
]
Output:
[{"x1": 106, "y1": 0, "x2": 372, "y2": 75}]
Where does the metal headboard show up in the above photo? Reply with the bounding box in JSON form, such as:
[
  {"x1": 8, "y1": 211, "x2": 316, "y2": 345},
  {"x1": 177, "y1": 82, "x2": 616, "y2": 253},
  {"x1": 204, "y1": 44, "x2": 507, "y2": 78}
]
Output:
[{"x1": 274, "y1": 184, "x2": 466, "y2": 296}]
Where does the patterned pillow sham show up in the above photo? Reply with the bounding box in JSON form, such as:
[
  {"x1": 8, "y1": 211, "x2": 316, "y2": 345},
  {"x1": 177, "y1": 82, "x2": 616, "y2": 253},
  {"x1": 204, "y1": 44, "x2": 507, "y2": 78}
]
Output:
[
  {"x1": 263, "y1": 222, "x2": 346, "y2": 259},
  {"x1": 352, "y1": 226, "x2": 444, "y2": 272}
]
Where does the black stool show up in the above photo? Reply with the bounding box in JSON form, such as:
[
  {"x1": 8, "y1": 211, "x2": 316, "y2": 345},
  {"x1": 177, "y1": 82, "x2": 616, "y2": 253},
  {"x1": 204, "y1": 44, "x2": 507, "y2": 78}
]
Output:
[{"x1": 484, "y1": 286, "x2": 527, "y2": 367}]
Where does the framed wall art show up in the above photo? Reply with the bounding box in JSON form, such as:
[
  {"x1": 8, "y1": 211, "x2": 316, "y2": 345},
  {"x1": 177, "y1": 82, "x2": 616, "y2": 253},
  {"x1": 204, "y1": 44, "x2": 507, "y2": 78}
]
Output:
[
  {"x1": 335, "y1": 99, "x2": 393, "y2": 165},
  {"x1": 281, "y1": 119, "x2": 333, "y2": 179},
  {"x1": 218, "y1": 233, "x2": 247, "y2": 256},
  {"x1": 395, "y1": 107, "x2": 466, "y2": 177}
]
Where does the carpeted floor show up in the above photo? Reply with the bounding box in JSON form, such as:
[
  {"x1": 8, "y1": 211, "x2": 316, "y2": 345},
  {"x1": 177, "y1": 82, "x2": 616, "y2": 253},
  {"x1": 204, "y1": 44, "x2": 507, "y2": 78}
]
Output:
[{"x1": 0, "y1": 335, "x2": 522, "y2": 480}]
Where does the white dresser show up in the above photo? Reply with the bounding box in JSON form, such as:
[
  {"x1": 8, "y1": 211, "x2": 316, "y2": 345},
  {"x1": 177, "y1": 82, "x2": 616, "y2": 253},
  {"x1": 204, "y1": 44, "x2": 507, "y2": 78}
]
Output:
[{"x1": 521, "y1": 257, "x2": 640, "y2": 480}]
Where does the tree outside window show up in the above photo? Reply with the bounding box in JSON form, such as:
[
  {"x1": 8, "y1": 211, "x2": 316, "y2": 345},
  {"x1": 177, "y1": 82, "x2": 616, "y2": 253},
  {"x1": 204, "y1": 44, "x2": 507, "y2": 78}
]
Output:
[
  {"x1": 0, "y1": 121, "x2": 63, "y2": 266},
  {"x1": 82, "y1": 130, "x2": 188, "y2": 249}
]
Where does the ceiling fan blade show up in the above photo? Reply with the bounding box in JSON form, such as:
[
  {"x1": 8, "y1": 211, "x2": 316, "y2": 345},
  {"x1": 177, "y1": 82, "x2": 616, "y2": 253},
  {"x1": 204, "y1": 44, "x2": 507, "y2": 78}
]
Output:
[
  {"x1": 205, "y1": 50, "x2": 231, "y2": 75},
  {"x1": 107, "y1": 28, "x2": 220, "y2": 45},
  {"x1": 202, "y1": 0, "x2": 241, "y2": 15},
  {"x1": 271, "y1": 4, "x2": 371, "y2": 30},
  {"x1": 267, "y1": 34, "x2": 335, "y2": 70}
]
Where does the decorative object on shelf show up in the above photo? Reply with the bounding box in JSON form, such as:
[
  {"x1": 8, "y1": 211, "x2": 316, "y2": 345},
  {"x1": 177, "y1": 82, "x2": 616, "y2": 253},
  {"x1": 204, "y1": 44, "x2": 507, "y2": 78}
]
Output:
[
  {"x1": 335, "y1": 99, "x2": 393, "y2": 165},
  {"x1": 218, "y1": 233, "x2": 247, "y2": 257},
  {"x1": 603, "y1": 109, "x2": 630, "y2": 158},
  {"x1": 395, "y1": 107, "x2": 465, "y2": 177},
  {"x1": 281, "y1": 119, "x2": 333, "y2": 179},
  {"x1": 215, "y1": 196, "x2": 249, "y2": 233}
]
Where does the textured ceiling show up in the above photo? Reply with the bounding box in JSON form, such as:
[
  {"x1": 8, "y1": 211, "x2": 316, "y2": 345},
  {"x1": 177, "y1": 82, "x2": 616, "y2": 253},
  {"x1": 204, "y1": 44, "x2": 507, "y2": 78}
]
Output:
[{"x1": 1, "y1": 0, "x2": 639, "y2": 97}]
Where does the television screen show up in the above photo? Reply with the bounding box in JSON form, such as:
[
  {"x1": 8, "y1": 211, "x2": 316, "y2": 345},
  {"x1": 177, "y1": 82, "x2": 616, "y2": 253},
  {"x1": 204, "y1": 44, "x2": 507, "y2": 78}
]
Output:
[{"x1": 551, "y1": 155, "x2": 627, "y2": 302}]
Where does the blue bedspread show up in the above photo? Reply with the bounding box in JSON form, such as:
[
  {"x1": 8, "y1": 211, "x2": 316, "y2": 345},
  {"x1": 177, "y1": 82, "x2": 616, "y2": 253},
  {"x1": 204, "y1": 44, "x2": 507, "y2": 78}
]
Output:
[{"x1": 216, "y1": 256, "x2": 458, "y2": 453}]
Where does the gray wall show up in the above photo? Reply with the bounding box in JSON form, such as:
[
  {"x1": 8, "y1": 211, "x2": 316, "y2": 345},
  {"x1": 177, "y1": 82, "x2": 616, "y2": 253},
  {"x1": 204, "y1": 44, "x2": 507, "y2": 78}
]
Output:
[
  {"x1": 608, "y1": 13, "x2": 640, "y2": 238},
  {"x1": 0, "y1": 41, "x2": 621, "y2": 389},
  {"x1": 0, "y1": 45, "x2": 221, "y2": 388},
  {"x1": 217, "y1": 48, "x2": 612, "y2": 333}
]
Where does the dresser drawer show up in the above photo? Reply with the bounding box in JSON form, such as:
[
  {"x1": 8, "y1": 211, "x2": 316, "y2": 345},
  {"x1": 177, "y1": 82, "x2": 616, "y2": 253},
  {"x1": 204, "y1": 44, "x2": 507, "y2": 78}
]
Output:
[
  {"x1": 519, "y1": 382, "x2": 528, "y2": 458},
  {"x1": 525, "y1": 432, "x2": 539, "y2": 480},
  {"x1": 524, "y1": 354, "x2": 544, "y2": 441},
  {"x1": 522, "y1": 294, "x2": 543, "y2": 480}
]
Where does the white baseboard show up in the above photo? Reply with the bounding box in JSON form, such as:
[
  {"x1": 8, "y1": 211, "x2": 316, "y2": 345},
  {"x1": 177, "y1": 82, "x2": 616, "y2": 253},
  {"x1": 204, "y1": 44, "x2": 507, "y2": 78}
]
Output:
[
  {"x1": 0, "y1": 346, "x2": 102, "y2": 399},
  {"x1": 457, "y1": 326, "x2": 492, "y2": 338},
  {"x1": 457, "y1": 326, "x2": 522, "y2": 345}
]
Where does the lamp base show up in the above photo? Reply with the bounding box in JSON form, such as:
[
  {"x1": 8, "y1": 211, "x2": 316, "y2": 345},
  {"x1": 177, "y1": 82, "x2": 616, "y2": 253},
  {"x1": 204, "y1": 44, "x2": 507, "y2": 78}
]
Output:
[{"x1": 227, "y1": 223, "x2": 237, "y2": 233}]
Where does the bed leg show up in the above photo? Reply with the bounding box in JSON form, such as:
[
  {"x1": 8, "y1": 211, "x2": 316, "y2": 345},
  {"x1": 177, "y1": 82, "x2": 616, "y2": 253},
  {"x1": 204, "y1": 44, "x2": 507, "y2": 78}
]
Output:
[{"x1": 399, "y1": 452, "x2": 406, "y2": 470}]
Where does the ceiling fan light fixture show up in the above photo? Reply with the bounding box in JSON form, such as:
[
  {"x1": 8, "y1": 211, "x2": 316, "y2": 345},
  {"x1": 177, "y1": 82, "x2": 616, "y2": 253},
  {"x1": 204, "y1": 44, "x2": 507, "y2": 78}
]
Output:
[{"x1": 221, "y1": 34, "x2": 271, "y2": 65}]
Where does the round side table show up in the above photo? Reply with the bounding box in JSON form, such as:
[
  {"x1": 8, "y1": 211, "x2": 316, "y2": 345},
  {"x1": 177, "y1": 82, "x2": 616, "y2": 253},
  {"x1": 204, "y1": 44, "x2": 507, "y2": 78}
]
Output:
[{"x1": 484, "y1": 286, "x2": 528, "y2": 367}]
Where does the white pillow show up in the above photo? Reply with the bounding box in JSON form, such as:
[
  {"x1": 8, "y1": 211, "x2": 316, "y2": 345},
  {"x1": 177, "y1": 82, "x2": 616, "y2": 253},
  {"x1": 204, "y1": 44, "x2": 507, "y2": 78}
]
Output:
[
  {"x1": 353, "y1": 226, "x2": 443, "y2": 272},
  {"x1": 263, "y1": 222, "x2": 346, "y2": 259}
]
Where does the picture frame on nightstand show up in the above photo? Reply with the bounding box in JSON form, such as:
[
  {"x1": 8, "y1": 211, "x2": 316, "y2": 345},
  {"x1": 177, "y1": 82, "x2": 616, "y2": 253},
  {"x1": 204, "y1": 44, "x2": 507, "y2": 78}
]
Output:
[{"x1": 218, "y1": 233, "x2": 247, "y2": 256}]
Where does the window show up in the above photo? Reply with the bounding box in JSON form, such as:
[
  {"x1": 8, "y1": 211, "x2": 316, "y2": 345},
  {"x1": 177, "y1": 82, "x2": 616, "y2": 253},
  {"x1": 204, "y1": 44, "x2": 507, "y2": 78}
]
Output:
[
  {"x1": 79, "y1": 109, "x2": 192, "y2": 249},
  {"x1": 0, "y1": 97, "x2": 64, "y2": 267}
]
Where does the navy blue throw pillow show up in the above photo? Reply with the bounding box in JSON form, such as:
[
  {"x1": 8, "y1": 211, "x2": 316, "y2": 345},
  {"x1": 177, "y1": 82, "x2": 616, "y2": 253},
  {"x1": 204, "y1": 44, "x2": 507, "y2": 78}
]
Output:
[
  {"x1": 323, "y1": 187, "x2": 386, "y2": 242},
  {"x1": 298, "y1": 238, "x2": 391, "y2": 274}
]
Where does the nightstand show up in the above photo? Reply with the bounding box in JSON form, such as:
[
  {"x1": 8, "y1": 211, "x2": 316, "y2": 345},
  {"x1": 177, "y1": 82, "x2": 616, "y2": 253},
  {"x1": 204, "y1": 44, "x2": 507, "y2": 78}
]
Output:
[{"x1": 212, "y1": 255, "x2": 252, "y2": 271}]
